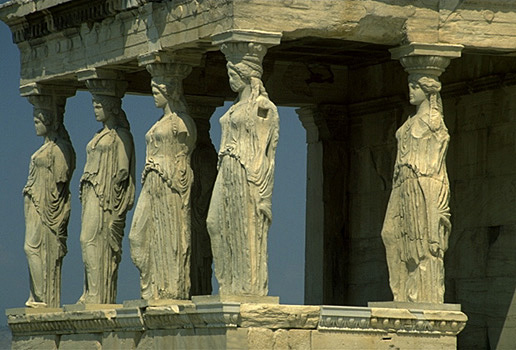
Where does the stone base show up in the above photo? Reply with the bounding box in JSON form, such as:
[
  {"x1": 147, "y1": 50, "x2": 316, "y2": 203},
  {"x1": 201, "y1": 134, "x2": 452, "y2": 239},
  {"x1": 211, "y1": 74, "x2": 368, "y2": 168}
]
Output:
[
  {"x1": 62, "y1": 303, "x2": 123, "y2": 312},
  {"x1": 368, "y1": 301, "x2": 461, "y2": 311},
  {"x1": 7, "y1": 301, "x2": 467, "y2": 349},
  {"x1": 123, "y1": 299, "x2": 194, "y2": 308},
  {"x1": 192, "y1": 294, "x2": 280, "y2": 304},
  {"x1": 6, "y1": 307, "x2": 62, "y2": 315}
]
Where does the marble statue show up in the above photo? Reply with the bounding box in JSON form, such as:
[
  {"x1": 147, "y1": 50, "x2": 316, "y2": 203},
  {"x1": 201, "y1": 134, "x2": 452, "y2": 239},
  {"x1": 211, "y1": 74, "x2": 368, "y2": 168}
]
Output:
[
  {"x1": 129, "y1": 63, "x2": 196, "y2": 300},
  {"x1": 79, "y1": 88, "x2": 135, "y2": 304},
  {"x1": 381, "y1": 72, "x2": 451, "y2": 303},
  {"x1": 24, "y1": 95, "x2": 75, "y2": 308},
  {"x1": 207, "y1": 42, "x2": 280, "y2": 296}
]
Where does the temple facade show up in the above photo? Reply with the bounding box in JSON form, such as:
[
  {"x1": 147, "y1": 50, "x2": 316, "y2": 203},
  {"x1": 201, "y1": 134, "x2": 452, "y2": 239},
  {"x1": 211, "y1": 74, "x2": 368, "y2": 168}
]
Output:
[{"x1": 1, "y1": 1, "x2": 515, "y2": 349}]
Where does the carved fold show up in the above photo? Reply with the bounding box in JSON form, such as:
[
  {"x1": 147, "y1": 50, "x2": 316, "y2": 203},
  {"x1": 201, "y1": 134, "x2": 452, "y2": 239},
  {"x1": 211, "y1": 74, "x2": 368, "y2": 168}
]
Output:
[
  {"x1": 382, "y1": 53, "x2": 455, "y2": 304},
  {"x1": 129, "y1": 62, "x2": 196, "y2": 300},
  {"x1": 24, "y1": 91, "x2": 76, "y2": 308},
  {"x1": 207, "y1": 39, "x2": 280, "y2": 296},
  {"x1": 79, "y1": 75, "x2": 135, "y2": 304}
]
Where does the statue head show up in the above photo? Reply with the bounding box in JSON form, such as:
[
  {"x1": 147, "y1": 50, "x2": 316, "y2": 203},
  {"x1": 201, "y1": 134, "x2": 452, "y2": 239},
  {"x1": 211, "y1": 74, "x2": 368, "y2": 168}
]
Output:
[
  {"x1": 409, "y1": 74, "x2": 441, "y2": 96},
  {"x1": 28, "y1": 95, "x2": 66, "y2": 138},
  {"x1": 222, "y1": 42, "x2": 265, "y2": 94},
  {"x1": 146, "y1": 63, "x2": 191, "y2": 114},
  {"x1": 91, "y1": 94, "x2": 130, "y2": 130},
  {"x1": 408, "y1": 73, "x2": 444, "y2": 128},
  {"x1": 150, "y1": 77, "x2": 180, "y2": 107}
]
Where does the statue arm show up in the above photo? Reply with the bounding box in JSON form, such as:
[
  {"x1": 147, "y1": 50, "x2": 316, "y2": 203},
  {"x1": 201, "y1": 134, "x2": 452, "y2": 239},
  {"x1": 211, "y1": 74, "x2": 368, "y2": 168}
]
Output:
[
  {"x1": 246, "y1": 97, "x2": 279, "y2": 220},
  {"x1": 52, "y1": 143, "x2": 72, "y2": 184},
  {"x1": 114, "y1": 131, "x2": 134, "y2": 184}
]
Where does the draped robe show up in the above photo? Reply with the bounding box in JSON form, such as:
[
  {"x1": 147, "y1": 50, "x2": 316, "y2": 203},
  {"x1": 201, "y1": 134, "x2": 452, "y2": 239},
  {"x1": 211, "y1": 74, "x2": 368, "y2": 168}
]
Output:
[
  {"x1": 381, "y1": 112, "x2": 451, "y2": 303},
  {"x1": 24, "y1": 138, "x2": 74, "y2": 307},
  {"x1": 79, "y1": 127, "x2": 135, "y2": 304},
  {"x1": 130, "y1": 112, "x2": 196, "y2": 300},
  {"x1": 207, "y1": 97, "x2": 279, "y2": 296}
]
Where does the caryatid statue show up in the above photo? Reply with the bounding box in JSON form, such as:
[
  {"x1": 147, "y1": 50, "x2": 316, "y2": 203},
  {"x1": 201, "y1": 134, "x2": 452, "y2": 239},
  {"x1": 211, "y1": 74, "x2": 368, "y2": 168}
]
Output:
[
  {"x1": 24, "y1": 93, "x2": 76, "y2": 308},
  {"x1": 79, "y1": 79, "x2": 135, "y2": 304},
  {"x1": 129, "y1": 62, "x2": 197, "y2": 300},
  {"x1": 207, "y1": 33, "x2": 281, "y2": 296},
  {"x1": 381, "y1": 51, "x2": 460, "y2": 304}
]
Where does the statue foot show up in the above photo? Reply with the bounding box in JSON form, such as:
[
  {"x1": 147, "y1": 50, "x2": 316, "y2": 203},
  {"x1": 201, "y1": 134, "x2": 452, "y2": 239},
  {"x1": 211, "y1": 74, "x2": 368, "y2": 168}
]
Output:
[{"x1": 25, "y1": 300, "x2": 48, "y2": 308}]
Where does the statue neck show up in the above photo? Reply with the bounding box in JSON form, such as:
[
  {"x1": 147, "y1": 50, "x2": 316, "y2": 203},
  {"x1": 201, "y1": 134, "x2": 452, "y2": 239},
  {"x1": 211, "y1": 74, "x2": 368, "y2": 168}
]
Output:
[
  {"x1": 415, "y1": 99, "x2": 431, "y2": 117},
  {"x1": 103, "y1": 117, "x2": 117, "y2": 130},
  {"x1": 237, "y1": 85, "x2": 252, "y2": 103},
  {"x1": 44, "y1": 130, "x2": 58, "y2": 143}
]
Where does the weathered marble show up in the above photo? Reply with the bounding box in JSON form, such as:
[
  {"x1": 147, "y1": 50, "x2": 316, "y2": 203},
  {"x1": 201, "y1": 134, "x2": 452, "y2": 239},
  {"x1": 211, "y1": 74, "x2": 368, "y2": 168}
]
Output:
[
  {"x1": 6, "y1": 302, "x2": 467, "y2": 350},
  {"x1": 129, "y1": 61, "x2": 196, "y2": 300},
  {"x1": 381, "y1": 51, "x2": 459, "y2": 304},
  {"x1": 79, "y1": 78, "x2": 135, "y2": 304},
  {"x1": 207, "y1": 31, "x2": 281, "y2": 296},
  {"x1": 23, "y1": 93, "x2": 75, "y2": 308}
]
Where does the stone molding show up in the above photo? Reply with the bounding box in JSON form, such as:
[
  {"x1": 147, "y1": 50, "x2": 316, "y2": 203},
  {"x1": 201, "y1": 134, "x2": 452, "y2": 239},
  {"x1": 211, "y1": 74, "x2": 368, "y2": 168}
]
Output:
[
  {"x1": 6, "y1": 0, "x2": 127, "y2": 44},
  {"x1": 319, "y1": 305, "x2": 467, "y2": 336},
  {"x1": 390, "y1": 43, "x2": 463, "y2": 61},
  {"x1": 211, "y1": 29, "x2": 282, "y2": 47},
  {"x1": 319, "y1": 306, "x2": 374, "y2": 331},
  {"x1": 6, "y1": 302, "x2": 467, "y2": 338},
  {"x1": 138, "y1": 50, "x2": 204, "y2": 68},
  {"x1": 6, "y1": 302, "x2": 241, "y2": 336}
]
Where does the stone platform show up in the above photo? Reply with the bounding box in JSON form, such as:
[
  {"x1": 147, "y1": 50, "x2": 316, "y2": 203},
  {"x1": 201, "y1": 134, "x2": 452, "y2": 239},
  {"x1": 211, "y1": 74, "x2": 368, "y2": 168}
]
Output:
[{"x1": 6, "y1": 300, "x2": 467, "y2": 349}]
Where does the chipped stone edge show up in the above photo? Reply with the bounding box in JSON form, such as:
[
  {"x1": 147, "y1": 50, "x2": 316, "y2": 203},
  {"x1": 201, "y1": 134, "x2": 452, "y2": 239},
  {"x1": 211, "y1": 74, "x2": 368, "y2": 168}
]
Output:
[{"x1": 7, "y1": 303, "x2": 467, "y2": 337}]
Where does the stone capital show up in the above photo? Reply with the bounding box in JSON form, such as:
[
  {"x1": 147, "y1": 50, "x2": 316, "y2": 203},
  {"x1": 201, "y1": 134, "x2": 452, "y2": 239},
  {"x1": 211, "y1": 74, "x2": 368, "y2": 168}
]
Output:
[
  {"x1": 77, "y1": 69, "x2": 128, "y2": 98},
  {"x1": 21, "y1": 83, "x2": 76, "y2": 111},
  {"x1": 145, "y1": 61, "x2": 192, "y2": 81},
  {"x1": 390, "y1": 43, "x2": 463, "y2": 77},
  {"x1": 296, "y1": 106, "x2": 320, "y2": 144},
  {"x1": 296, "y1": 105, "x2": 347, "y2": 143},
  {"x1": 20, "y1": 82, "x2": 76, "y2": 99},
  {"x1": 138, "y1": 50, "x2": 204, "y2": 68},
  {"x1": 212, "y1": 30, "x2": 282, "y2": 67}
]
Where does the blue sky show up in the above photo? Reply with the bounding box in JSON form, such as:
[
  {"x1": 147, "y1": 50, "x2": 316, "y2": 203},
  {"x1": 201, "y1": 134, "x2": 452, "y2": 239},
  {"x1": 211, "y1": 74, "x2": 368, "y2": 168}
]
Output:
[{"x1": 0, "y1": 19, "x2": 306, "y2": 326}]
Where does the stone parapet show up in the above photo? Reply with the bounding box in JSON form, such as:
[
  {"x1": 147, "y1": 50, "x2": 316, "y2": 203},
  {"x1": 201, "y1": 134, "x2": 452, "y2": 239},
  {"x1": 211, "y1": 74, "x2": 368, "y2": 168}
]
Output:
[{"x1": 6, "y1": 301, "x2": 467, "y2": 349}]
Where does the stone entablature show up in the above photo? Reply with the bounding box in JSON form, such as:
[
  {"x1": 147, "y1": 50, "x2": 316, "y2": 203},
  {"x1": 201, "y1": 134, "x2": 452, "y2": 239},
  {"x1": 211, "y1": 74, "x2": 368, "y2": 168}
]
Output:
[
  {"x1": 6, "y1": 302, "x2": 467, "y2": 349},
  {"x1": 2, "y1": 0, "x2": 516, "y2": 86}
]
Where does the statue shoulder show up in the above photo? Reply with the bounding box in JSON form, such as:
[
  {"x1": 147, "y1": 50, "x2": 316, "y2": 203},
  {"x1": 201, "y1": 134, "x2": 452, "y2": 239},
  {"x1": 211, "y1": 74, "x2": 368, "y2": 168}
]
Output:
[
  {"x1": 255, "y1": 95, "x2": 278, "y2": 119},
  {"x1": 256, "y1": 95, "x2": 277, "y2": 111}
]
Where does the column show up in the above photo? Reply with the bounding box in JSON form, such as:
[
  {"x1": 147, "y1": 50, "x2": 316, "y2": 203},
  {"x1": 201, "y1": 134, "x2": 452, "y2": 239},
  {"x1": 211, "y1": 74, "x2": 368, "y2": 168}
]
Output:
[
  {"x1": 76, "y1": 68, "x2": 136, "y2": 304},
  {"x1": 297, "y1": 105, "x2": 349, "y2": 305},
  {"x1": 186, "y1": 95, "x2": 223, "y2": 296},
  {"x1": 381, "y1": 43, "x2": 463, "y2": 303},
  {"x1": 207, "y1": 30, "x2": 281, "y2": 298},
  {"x1": 20, "y1": 83, "x2": 76, "y2": 309},
  {"x1": 297, "y1": 106, "x2": 324, "y2": 305},
  {"x1": 130, "y1": 52, "x2": 196, "y2": 300}
]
